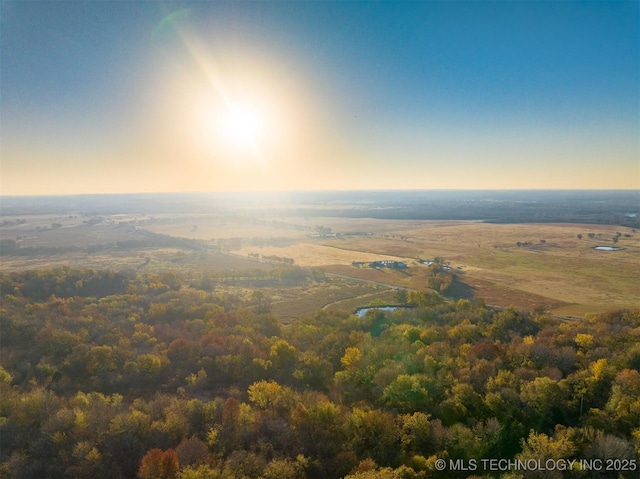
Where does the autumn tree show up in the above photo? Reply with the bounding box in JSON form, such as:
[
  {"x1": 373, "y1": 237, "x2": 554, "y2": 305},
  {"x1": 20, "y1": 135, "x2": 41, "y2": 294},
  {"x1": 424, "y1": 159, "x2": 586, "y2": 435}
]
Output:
[{"x1": 138, "y1": 448, "x2": 179, "y2": 479}]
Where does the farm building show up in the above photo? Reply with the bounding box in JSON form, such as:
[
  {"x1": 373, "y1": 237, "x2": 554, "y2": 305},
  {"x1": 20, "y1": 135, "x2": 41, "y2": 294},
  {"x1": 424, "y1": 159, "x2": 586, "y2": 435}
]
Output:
[
  {"x1": 308, "y1": 233, "x2": 337, "y2": 238},
  {"x1": 370, "y1": 260, "x2": 407, "y2": 269}
]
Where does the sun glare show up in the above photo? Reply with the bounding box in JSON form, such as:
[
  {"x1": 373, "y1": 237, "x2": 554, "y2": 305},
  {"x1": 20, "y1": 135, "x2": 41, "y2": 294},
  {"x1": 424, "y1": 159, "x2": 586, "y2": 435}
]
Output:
[{"x1": 220, "y1": 105, "x2": 265, "y2": 149}]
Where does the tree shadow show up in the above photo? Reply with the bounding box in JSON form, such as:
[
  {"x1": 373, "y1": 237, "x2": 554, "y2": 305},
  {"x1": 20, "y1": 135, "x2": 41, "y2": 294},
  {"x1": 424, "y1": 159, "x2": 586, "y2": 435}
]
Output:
[{"x1": 445, "y1": 277, "x2": 477, "y2": 301}]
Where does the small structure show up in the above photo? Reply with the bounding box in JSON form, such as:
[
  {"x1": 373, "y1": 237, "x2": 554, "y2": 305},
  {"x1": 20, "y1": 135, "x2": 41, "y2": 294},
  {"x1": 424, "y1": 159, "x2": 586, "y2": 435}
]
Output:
[
  {"x1": 308, "y1": 233, "x2": 337, "y2": 238},
  {"x1": 370, "y1": 260, "x2": 407, "y2": 269}
]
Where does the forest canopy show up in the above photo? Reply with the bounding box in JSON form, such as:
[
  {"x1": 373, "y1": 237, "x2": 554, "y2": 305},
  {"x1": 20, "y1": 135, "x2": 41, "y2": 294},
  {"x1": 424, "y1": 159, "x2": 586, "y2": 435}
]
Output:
[{"x1": 0, "y1": 268, "x2": 639, "y2": 478}]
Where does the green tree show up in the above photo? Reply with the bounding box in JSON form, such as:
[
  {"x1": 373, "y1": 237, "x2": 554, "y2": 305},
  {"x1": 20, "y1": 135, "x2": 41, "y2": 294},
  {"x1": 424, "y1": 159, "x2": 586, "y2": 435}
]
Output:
[
  {"x1": 291, "y1": 394, "x2": 342, "y2": 459},
  {"x1": 262, "y1": 456, "x2": 307, "y2": 479},
  {"x1": 606, "y1": 369, "x2": 640, "y2": 433},
  {"x1": 520, "y1": 377, "x2": 568, "y2": 431},
  {"x1": 516, "y1": 428, "x2": 577, "y2": 479},
  {"x1": 248, "y1": 380, "x2": 284, "y2": 410},
  {"x1": 382, "y1": 375, "x2": 431, "y2": 413},
  {"x1": 395, "y1": 289, "x2": 408, "y2": 305},
  {"x1": 347, "y1": 408, "x2": 400, "y2": 466},
  {"x1": 177, "y1": 464, "x2": 219, "y2": 479},
  {"x1": 269, "y1": 339, "x2": 297, "y2": 377}
]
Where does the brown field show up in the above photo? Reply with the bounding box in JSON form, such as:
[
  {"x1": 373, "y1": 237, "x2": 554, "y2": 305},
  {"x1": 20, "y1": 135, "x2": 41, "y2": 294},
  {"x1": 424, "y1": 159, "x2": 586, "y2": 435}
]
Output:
[
  {"x1": 138, "y1": 214, "x2": 308, "y2": 240},
  {"x1": 0, "y1": 216, "x2": 146, "y2": 248},
  {"x1": 0, "y1": 248, "x2": 273, "y2": 274},
  {"x1": 233, "y1": 243, "x2": 404, "y2": 267}
]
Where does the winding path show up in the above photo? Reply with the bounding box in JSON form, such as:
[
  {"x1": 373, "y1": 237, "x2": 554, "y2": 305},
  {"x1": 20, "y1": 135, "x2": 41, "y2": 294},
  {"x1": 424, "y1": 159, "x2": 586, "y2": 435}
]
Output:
[
  {"x1": 319, "y1": 272, "x2": 410, "y2": 310},
  {"x1": 321, "y1": 289, "x2": 394, "y2": 310}
]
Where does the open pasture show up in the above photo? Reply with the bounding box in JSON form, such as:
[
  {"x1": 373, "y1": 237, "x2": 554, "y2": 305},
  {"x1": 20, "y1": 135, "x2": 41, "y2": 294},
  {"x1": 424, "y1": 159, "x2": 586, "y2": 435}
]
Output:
[
  {"x1": 233, "y1": 242, "x2": 404, "y2": 267},
  {"x1": 0, "y1": 214, "x2": 159, "y2": 249},
  {"x1": 137, "y1": 214, "x2": 308, "y2": 240},
  {"x1": 230, "y1": 219, "x2": 639, "y2": 316},
  {"x1": 0, "y1": 246, "x2": 272, "y2": 275}
]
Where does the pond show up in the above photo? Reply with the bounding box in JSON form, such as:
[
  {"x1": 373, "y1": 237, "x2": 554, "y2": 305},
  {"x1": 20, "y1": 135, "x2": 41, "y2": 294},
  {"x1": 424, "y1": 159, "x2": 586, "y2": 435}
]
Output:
[
  {"x1": 355, "y1": 306, "x2": 412, "y2": 317},
  {"x1": 421, "y1": 261, "x2": 451, "y2": 269},
  {"x1": 594, "y1": 246, "x2": 620, "y2": 251},
  {"x1": 356, "y1": 306, "x2": 397, "y2": 317}
]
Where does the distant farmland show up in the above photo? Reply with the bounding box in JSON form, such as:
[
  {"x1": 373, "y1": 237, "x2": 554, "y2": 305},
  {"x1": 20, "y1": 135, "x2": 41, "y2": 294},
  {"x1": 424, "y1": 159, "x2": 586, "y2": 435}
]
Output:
[
  {"x1": 2, "y1": 209, "x2": 638, "y2": 317},
  {"x1": 227, "y1": 220, "x2": 640, "y2": 316}
]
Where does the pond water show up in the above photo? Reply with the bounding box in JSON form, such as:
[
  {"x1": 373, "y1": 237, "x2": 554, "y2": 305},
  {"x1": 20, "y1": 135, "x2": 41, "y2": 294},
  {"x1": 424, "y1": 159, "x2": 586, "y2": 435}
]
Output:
[
  {"x1": 594, "y1": 246, "x2": 620, "y2": 251},
  {"x1": 421, "y1": 261, "x2": 451, "y2": 269},
  {"x1": 356, "y1": 306, "x2": 401, "y2": 317}
]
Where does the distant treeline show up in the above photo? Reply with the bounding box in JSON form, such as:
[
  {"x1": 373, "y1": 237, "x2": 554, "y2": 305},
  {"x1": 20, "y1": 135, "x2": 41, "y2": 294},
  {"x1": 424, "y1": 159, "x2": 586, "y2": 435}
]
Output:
[
  {"x1": 0, "y1": 266, "x2": 315, "y2": 301},
  {"x1": 2, "y1": 191, "x2": 638, "y2": 227},
  {"x1": 293, "y1": 204, "x2": 639, "y2": 228}
]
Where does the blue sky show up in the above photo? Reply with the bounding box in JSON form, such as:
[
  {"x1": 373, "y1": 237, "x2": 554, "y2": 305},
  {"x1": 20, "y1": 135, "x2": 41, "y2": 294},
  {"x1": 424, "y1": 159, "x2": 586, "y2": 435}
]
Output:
[{"x1": 1, "y1": 1, "x2": 638, "y2": 194}]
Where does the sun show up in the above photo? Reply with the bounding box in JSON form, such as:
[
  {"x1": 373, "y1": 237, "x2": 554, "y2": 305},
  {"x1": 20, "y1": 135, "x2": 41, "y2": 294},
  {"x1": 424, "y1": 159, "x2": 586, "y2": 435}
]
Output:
[
  {"x1": 198, "y1": 94, "x2": 276, "y2": 166},
  {"x1": 220, "y1": 104, "x2": 265, "y2": 150}
]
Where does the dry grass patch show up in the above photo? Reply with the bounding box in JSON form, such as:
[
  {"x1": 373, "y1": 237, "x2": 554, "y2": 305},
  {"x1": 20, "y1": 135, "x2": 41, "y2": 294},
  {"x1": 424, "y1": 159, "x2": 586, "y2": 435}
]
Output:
[
  {"x1": 141, "y1": 218, "x2": 305, "y2": 240},
  {"x1": 233, "y1": 243, "x2": 406, "y2": 267},
  {"x1": 323, "y1": 289, "x2": 400, "y2": 313}
]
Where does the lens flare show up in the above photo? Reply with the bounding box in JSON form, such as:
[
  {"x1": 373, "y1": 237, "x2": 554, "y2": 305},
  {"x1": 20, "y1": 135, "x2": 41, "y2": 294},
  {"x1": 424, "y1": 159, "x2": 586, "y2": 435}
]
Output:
[{"x1": 221, "y1": 105, "x2": 264, "y2": 148}]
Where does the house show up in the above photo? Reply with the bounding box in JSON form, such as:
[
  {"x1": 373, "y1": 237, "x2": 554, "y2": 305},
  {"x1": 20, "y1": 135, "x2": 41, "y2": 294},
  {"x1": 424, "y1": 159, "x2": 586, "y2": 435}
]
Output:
[{"x1": 369, "y1": 260, "x2": 407, "y2": 269}]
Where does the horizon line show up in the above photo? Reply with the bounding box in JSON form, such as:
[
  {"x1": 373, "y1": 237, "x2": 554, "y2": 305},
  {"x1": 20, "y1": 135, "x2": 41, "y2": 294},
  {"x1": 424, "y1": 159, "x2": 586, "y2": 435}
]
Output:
[{"x1": 2, "y1": 187, "x2": 639, "y2": 198}]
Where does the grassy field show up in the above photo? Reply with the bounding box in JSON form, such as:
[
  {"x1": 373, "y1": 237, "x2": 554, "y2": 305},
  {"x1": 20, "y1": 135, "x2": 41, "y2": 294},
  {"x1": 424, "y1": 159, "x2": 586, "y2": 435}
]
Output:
[
  {"x1": 0, "y1": 249, "x2": 273, "y2": 274},
  {"x1": 233, "y1": 242, "x2": 404, "y2": 267},
  {"x1": 229, "y1": 220, "x2": 639, "y2": 316},
  {"x1": 139, "y1": 214, "x2": 309, "y2": 240},
  {"x1": 2, "y1": 212, "x2": 637, "y2": 317},
  {"x1": 267, "y1": 278, "x2": 394, "y2": 323}
]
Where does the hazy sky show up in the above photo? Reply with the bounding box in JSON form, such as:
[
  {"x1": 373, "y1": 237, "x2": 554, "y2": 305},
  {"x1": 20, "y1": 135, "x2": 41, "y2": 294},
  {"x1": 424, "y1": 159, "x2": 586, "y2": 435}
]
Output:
[{"x1": 2, "y1": 1, "x2": 639, "y2": 195}]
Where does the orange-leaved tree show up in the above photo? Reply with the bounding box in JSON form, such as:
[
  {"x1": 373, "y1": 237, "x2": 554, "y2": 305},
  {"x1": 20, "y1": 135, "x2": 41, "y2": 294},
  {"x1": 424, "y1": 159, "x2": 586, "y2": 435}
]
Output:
[{"x1": 138, "y1": 448, "x2": 179, "y2": 479}]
